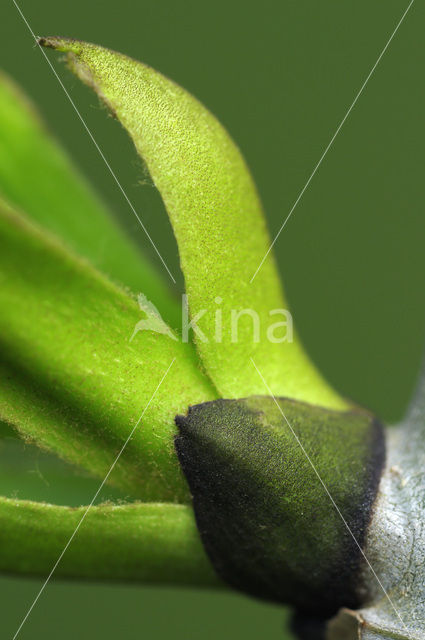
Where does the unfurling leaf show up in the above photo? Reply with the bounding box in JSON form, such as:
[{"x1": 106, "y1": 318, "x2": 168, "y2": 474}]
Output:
[{"x1": 40, "y1": 37, "x2": 346, "y2": 410}]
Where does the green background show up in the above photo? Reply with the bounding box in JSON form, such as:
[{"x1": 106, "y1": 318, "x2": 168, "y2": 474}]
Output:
[{"x1": 1, "y1": 0, "x2": 424, "y2": 637}]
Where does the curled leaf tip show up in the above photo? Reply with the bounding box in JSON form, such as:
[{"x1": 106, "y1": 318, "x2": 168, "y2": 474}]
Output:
[
  {"x1": 36, "y1": 37, "x2": 49, "y2": 47},
  {"x1": 38, "y1": 36, "x2": 77, "y2": 50}
]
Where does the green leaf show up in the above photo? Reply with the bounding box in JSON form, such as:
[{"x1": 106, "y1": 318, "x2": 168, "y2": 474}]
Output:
[
  {"x1": 40, "y1": 37, "x2": 346, "y2": 410},
  {"x1": 0, "y1": 497, "x2": 219, "y2": 586},
  {"x1": 0, "y1": 199, "x2": 217, "y2": 502},
  {"x1": 0, "y1": 70, "x2": 180, "y2": 328}
]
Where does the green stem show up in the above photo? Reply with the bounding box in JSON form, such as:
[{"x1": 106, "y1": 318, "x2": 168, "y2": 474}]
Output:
[{"x1": 0, "y1": 497, "x2": 220, "y2": 586}]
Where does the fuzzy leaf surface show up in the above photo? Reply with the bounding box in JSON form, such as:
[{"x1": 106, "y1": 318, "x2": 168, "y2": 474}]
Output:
[
  {"x1": 0, "y1": 70, "x2": 180, "y2": 328},
  {"x1": 0, "y1": 200, "x2": 217, "y2": 502},
  {"x1": 40, "y1": 37, "x2": 346, "y2": 410}
]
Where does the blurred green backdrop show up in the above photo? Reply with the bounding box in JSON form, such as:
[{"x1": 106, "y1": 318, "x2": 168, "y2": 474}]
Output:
[{"x1": 1, "y1": 0, "x2": 424, "y2": 638}]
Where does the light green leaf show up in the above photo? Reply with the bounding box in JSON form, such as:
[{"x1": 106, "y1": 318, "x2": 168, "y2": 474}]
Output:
[
  {"x1": 0, "y1": 199, "x2": 217, "y2": 502},
  {"x1": 0, "y1": 497, "x2": 219, "y2": 586},
  {"x1": 0, "y1": 70, "x2": 180, "y2": 328},
  {"x1": 40, "y1": 37, "x2": 346, "y2": 410}
]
